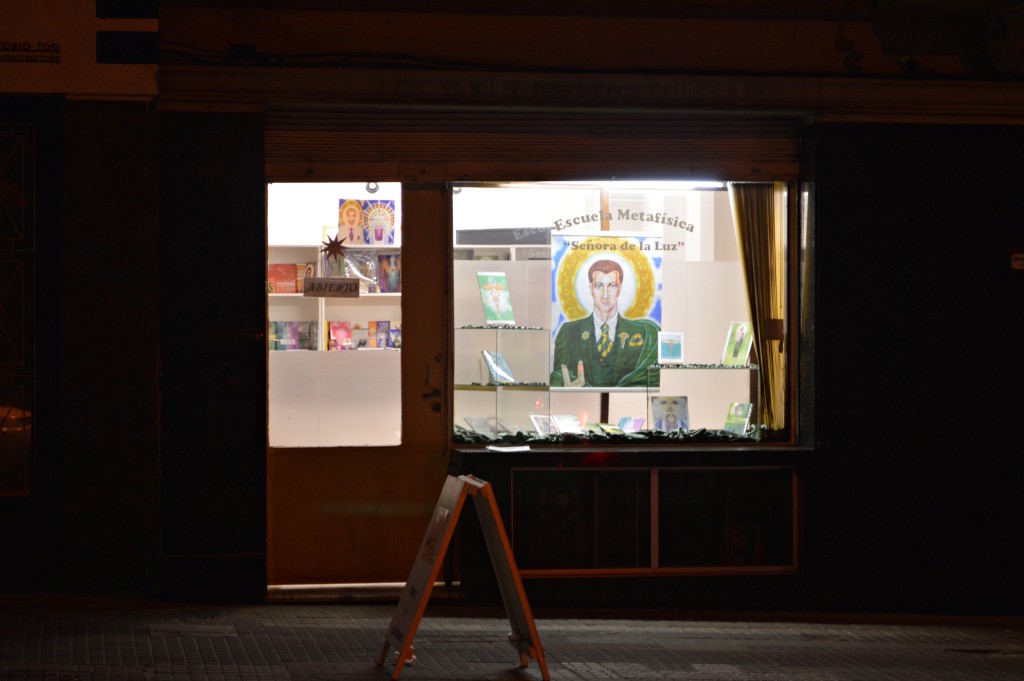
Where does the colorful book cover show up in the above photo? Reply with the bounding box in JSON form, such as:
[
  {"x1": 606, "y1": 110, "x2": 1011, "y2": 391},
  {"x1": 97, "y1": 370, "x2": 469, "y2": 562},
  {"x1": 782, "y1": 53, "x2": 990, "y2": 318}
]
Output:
[
  {"x1": 268, "y1": 321, "x2": 282, "y2": 350},
  {"x1": 598, "y1": 423, "x2": 624, "y2": 434},
  {"x1": 271, "y1": 321, "x2": 299, "y2": 350},
  {"x1": 388, "y1": 321, "x2": 402, "y2": 349},
  {"x1": 296, "y1": 321, "x2": 317, "y2": 350},
  {"x1": 267, "y1": 263, "x2": 297, "y2": 293},
  {"x1": 477, "y1": 271, "x2": 515, "y2": 325},
  {"x1": 326, "y1": 321, "x2": 353, "y2": 351},
  {"x1": 650, "y1": 396, "x2": 690, "y2": 432},
  {"x1": 350, "y1": 322, "x2": 369, "y2": 349},
  {"x1": 378, "y1": 254, "x2": 402, "y2": 292},
  {"x1": 297, "y1": 262, "x2": 316, "y2": 294},
  {"x1": 657, "y1": 331, "x2": 684, "y2": 364},
  {"x1": 617, "y1": 416, "x2": 646, "y2": 433},
  {"x1": 364, "y1": 199, "x2": 397, "y2": 245},
  {"x1": 722, "y1": 321, "x2": 754, "y2": 366},
  {"x1": 723, "y1": 402, "x2": 754, "y2": 435},
  {"x1": 368, "y1": 320, "x2": 391, "y2": 348},
  {"x1": 270, "y1": 321, "x2": 317, "y2": 351},
  {"x1": 481, "y1": 350, "x2": 515, "y2": 383},
  {"x1": 337, "y1": 200, "x2": 398, "y2": 246},
  {"x1": 338, "y1": 199, "x2": 365, "y2": 244}
]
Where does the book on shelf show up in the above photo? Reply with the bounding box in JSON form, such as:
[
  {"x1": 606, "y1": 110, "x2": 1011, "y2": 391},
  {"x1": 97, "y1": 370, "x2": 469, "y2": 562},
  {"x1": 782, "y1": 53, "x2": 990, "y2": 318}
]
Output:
[
  {"x1": 297, "y1": 262, "x2": 316, "y2": 294},
  {"x1": 368, "y1": 320, "x2": 391, "y2": 348},
  {"x1": 481, "y1": 350, "x2": 515, "y2": 383},
  {"x1": 350, "y1": 322, "x2": 369, "y2": 349},
  {"x1": 364, "y1": 199, "x2": 397, "y2": 245},
  {"x1": 377, "y1": 253, "x2": 402, "y2": 292},
  {"x1": 598, "y1": 423, "x2": 624, "y2": 435},
  {"x1": 326, "y1": 321, "x2": 353, "y2": 351},
  {"x1": 320, "y1": 253, "x2": 344, "y2": 279},
  {"x1": 269, "y1": 321, "x2": 317, "y2": 351},
  {"x1": 338, "y1": 199, "x2": 365, "y2": 245},
  {"x1": 723, "y1": 401, "x2": 754, "y2": 435},
  {"x1": 551, "y1": 413, "x2": 584, "y2": 434},
  {"x1": 617, "y1": 416, "x2": 645, "y2": 433},
  {"x1": 388, "y1": 321, "x2": 402, "y2": 349},
  {"x1": 267, "y1": 263, "x2": 297, "y2": 293},
  {"x1": 529, "y1": 414, "x2": 554, "y2": 436},
  {"x1": 476, "y1": 271, "x2": 515, "y2": 325},
  {"x1": 650, "y1": 396, "x2": 690, "y2": 433},
  {"x1": 657, "y1": 331, "x2": 684, "y2": 364},
  {"x1": 722, "y1": 321, "x2": 754, "y2": 366}
]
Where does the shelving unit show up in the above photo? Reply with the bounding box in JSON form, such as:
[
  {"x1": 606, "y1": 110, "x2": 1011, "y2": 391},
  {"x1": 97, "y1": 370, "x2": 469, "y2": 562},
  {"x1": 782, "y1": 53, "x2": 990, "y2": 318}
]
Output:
[
  {"x1": 268, "y1": 244, "x2": 402, "y2": 352},
  {"x1": 454, "y1": 325, "x2": 551, "y2": 436}
]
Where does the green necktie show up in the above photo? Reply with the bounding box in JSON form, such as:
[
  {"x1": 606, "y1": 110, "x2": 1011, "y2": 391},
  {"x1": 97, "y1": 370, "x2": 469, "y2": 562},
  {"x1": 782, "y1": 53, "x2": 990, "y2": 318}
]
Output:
[{"x1": 598, "y1": 322, "x2": 612, "y2": 358}]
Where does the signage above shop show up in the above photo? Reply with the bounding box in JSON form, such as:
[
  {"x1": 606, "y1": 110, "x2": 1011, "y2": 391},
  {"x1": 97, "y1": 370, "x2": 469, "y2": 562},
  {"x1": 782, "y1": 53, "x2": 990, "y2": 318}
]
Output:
[{"x1": 1, "y1": 3, "x2": 157, "y2": 97}]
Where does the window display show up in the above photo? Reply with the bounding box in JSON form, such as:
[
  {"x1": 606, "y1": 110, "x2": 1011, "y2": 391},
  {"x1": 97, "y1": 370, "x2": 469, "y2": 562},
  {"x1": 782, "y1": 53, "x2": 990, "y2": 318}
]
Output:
[
  {"x1": 453, "y1": 181, "x2": 777, "y2": 443},
  {"x1": 267, "y1": 182, "x2": 403, "y2": 447}
]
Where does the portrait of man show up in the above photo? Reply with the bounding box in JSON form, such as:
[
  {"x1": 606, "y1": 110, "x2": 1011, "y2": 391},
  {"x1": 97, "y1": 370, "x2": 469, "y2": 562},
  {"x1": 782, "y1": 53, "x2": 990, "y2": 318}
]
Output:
[
  {"x1": 338, "y1": 199, "x2": 365, "y2": 244},
  {"x1": 550, "y1": 257, "x2": 660, "y2": 388}
]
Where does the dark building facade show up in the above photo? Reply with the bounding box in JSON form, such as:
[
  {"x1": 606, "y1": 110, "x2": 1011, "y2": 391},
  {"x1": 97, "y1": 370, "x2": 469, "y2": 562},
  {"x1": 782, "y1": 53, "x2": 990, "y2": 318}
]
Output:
[{"x1": 2, "y1": 1, "x2": 1023, "y2": 614}]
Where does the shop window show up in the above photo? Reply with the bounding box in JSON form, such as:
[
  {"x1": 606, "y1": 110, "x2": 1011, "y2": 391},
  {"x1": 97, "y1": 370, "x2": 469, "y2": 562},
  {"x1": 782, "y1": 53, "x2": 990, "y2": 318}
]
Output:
[
  {"x1": 267, "y1": 182, "x2": 402, "y2": 447},
  {"x1": 453, "y1": 181, "x2": 788, "y2": 443}
]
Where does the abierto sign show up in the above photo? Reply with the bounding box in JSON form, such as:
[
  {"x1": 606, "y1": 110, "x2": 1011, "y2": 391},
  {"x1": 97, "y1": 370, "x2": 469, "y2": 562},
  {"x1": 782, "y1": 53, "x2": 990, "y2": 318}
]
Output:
[{"x1": 303, "y1": 277, "x2": 360, "y2": 298}]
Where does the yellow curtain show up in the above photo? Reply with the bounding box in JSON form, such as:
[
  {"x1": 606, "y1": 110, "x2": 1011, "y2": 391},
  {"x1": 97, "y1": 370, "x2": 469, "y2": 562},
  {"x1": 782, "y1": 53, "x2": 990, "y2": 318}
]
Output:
[{"x1": 726, "y1": 182, "x2": 787, "y2": 432}]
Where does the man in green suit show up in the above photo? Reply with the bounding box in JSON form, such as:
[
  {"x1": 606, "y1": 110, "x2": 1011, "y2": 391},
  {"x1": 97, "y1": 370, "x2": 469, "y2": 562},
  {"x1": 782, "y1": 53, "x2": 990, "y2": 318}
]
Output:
[{"x1": 550, "y1": 259, "x2": 660, "y2": 388}]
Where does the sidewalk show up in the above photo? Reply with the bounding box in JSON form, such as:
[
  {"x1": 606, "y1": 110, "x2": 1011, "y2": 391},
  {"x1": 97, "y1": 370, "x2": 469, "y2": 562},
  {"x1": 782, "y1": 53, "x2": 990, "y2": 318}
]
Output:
[{"x1": 1, "y1": 595, "x2": 1022, "y2": 680}]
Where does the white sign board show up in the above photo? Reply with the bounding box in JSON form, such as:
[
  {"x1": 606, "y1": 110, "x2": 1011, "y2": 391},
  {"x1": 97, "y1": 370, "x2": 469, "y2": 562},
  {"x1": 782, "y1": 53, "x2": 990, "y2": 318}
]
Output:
[
  {"x1": 1, "y1": 0, "x2": 157, "y2": 97},
  {"x1": 303, "y1": 277, "x2": 360, "y2": 298}
]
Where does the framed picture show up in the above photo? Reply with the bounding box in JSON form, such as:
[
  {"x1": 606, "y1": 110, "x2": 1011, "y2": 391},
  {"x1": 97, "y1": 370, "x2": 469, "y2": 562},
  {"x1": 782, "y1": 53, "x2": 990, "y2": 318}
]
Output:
[
  {"x1": 657, "y1": 331, "x2": 684, "y2": 364},
  {"x1": 549, "y1": 234, "x2": 663, "y2": 389},
  {"x1": 650, "y1": 395, "x2": 690, "y2": 433},
  {"x1": 722, "y1": 321, "x2": 753, "y2": 366},
  {"x1": 529, "y1": 414, "x2": 554, "y2": 436}
]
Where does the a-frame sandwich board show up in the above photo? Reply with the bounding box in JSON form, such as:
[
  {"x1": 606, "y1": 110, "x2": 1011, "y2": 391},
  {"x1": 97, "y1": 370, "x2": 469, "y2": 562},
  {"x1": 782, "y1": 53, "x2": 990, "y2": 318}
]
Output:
[{"x1": 377, "y1": 474, "x2": 550, "y2": 681}]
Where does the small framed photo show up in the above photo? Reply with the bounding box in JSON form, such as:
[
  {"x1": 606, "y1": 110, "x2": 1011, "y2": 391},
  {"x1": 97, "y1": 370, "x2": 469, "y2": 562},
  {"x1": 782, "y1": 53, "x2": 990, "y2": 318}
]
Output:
[
  {"x1": 650, "y1": 396, "x2": 690, "y2": 433},
  {"x1": 657, "y1": 331, "x2": 684, "y2": 364},
  {"x1": 529, "y1": 414, "x2": 554, "y2": 436},
  {"x1": 722, "y1": 321, "x2": 753, "y2": 366}
]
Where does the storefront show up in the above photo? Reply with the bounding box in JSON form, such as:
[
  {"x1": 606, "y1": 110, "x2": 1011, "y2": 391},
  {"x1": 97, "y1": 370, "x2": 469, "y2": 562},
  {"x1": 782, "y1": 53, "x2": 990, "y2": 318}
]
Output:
[
  {"x1": 113, "y1": 4, "x2": 1024, "y2": 609},
  {"x1": 151, "y1": 3, "x2": 815, "y2": 602},
  {"x1": 258, "y1": 117, "x2": 806, "y2": 599}
]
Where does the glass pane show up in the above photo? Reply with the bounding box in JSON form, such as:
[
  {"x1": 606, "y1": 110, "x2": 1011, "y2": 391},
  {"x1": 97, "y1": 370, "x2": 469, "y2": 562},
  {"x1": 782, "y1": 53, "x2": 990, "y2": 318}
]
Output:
[
  {"x1": 453, "y1": 180, "x2": 766, "y2": 441},
  {"x1": 267, "y1": 182, "x2": 402, "y2": 447}
]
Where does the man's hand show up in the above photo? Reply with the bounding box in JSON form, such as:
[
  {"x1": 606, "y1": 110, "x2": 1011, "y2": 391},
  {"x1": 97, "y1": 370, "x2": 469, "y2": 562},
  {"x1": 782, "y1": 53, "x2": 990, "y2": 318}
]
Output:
[{"x1": 560, "y1": 361, "x2": 586, "y2": 388}]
